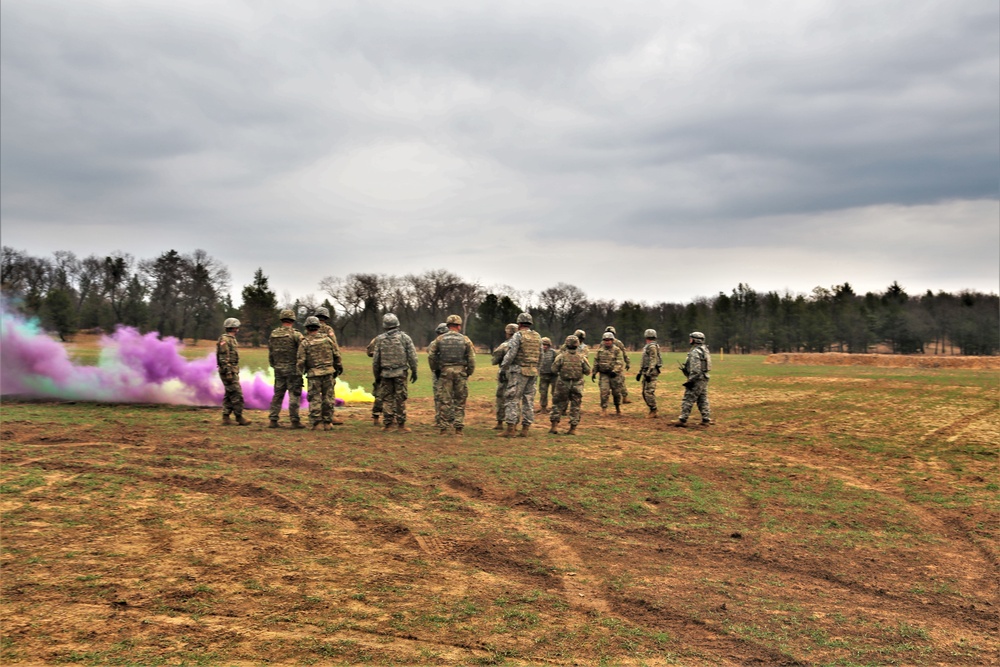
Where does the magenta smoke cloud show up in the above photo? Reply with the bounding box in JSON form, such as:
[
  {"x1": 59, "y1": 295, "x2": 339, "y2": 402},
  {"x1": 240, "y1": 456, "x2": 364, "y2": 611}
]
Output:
[{"x1": 0, "y1": 310, "x2": 358, "y2": 408}]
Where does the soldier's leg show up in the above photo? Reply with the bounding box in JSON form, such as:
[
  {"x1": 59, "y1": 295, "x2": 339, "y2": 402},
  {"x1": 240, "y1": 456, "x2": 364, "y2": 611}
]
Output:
[
  {"x1": 380, "y1": 379, "x2": 396, "y2": 426},
  {"x1": 322, "y1": 376, "x2": 335, "y2": 424},
  {"x1": 228, "y1": 379, "x2": 245, "y2": 417},
  {"x1": 269, "y1": 376, "x2": 287, "y2": 422},
  {"x1": 454, "y1": 373, "x2": 469, "y2": 428},
  {"x1": 620, "y1": 372, "x2": 630, "y2": 402},
  {"x1": 521, "y1": 376, "x2": 537, "y2": 425},
  {"x1": 642, "y1": 377, "x2": 657, "y2": 411},
  {"x1": 288, "y1": 376, "x2": 303, "y2": 425},
  {"x1": 221, "y1": 376, "x2": 234, "y2": 417},
  {"x1": 599, "y1": 374, "x2": 611, "y2": 409},
  {"x1": 611, "y1": 375, "x2": 622, "y2": 407},
  {"x1": 696, "y1": 381, "x2": 711, "y2": 421},
  {"x1": 679, "y1": 386, "x2": 698, "y2": 422},
  {"x1": 503, "y1": 375, "x2": 522, "y2": 424},
  {"x1": 307, "y1": 377, "x2": 323, "y2": 426},
  {"x1": 439, "y1": 374, "x2": 454, "y2": 429},
  {"x1": 372, "y1": 379, "x2": 383, "y2": 420},
  {"x1": 569, "y1": 383, "x2": 583, "y2": 426},
  {"x1": 395, "y1": 378, "x2": 409, "y2": 425}
]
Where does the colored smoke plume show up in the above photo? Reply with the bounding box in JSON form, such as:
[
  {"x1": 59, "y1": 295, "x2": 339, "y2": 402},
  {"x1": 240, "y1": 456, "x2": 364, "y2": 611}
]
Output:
[{"x1": 0, "y1": 309, "x2": 373, "y2": 408}]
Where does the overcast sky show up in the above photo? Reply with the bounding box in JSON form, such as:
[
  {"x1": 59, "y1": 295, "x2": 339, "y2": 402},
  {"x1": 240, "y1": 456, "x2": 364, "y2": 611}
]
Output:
[{"x1": 2, "y1": 0, "x2": 998, "y2": 306}]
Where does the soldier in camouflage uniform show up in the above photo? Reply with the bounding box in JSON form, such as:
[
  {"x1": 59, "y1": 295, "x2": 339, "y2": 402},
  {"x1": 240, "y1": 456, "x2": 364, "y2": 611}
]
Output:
[
  {"x1": 605, "y1": 326, "x2": 632, "y2": 404},
  {"x1": 559, "y1": 329, "x2": 589, "y2": 358},
  {"x1": 491, "y1": 323, "x2": 518, "y2": 430},
  {"x1": 500, "y1": 312, "x2": 542, "y2": 437},
  {"x1": 635, "y1": 328, "x2": 662, "y2": 418},
  {"x1": 268, "y1": 309, "x2": 305, "y2": 429},
  {"x1": 315, "y1": 306, "x2": 340, "y2": 349},
  {"x1": 427, "y1": 315, "x2": 476, "y2": 435},
  {"x1": 217, "y1": 318, "x2": 250, "y2": 425},
  {"x1": 548, "y1": 335, "x2": 591, "y2": 435},
  {"x1": 297, "y1": 316, "x2": 344, "y2": 430},
  {"x1": 591, "y1": 331, "x2": 625, "y2": 416},
  {"x1": 675, "y1": 331, "x2": 712, "y2": 427},
  {"x1": 536, "y1": 337, "x2": 557, "y2": 412},
  {"x1": 372, "y1": 313, "x2": 418, "y2": 432},
  {"x1": 430, "y1": 323, "x2": 448, "y2": 429},
  {"x1": 366, "y1": 335, "x2": 383, "y2": 426}
]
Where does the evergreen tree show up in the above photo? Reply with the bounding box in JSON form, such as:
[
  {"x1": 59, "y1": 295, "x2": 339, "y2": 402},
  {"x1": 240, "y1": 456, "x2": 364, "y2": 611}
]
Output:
[{"x1": 239, "y1": 269, "x2": 278, "y2": 347}]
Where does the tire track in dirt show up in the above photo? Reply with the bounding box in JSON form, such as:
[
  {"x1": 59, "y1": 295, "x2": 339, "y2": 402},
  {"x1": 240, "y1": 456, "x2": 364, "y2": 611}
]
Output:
[{"x1": 920, "y1": 406, "x2": 998, "y2": 442}]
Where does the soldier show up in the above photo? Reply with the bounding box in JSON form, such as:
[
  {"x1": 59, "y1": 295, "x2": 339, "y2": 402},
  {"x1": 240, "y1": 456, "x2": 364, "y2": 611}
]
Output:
[
  {"x1": 297, "y1": 316, "x2": 343, "y2": 430},
  {"x1": 635, "y1": 328, "x2": 662, "y2": 418},
  {"x1": 366, "y1": 335, "x2": 383, "y2": 426},
  {"x1": 314, "y1": 306, "x2": 340, "y2": 348},
  {"x1": 548, "y1": 335, "x2": 591, "y2": 435},
  {"x1": 675, "y1": 331, "x2": 712, "y2": 427},
  {"x1": 560, "y1": 329, "x2": 589, "y2": 358},
  {"x1": 217, "y1": 318, "x2": 250, "y2": 426},
  {"x1": 490, "y1": 323, "x2": 518, "y2": 430},
  {"x1": 430, "y1": 323, "x2": 448, "y2": 430},
  {"x1": 268, "y1": 309, "x2": 305, "y2": 429},
  {"x1": 591, "y1": 331, "x2": 625, "y2": 416},
  {"x1": 427, "y1": 315, "x2": 476, "y2": 435},
  {"x1": 371, "y1": 313, "x2": 418, "y2": 432},
  {"x1": 605, "y1": 326, "x2": 632, "y2": 404},
  {"x1": 536, "y1": 337, "x2": 557, "y2": 412},
  {"x1": 499, "y1": 312, "x2": 542, "y2": 437}
]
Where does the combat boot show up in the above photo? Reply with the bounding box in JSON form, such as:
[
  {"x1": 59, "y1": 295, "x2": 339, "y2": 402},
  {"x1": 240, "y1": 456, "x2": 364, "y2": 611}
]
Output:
[
  {"x1": 601, "y1": 407, "x2": 607, "y2": 417},
  {"x1": 372, "y1": 414, "x2": 380, "y2": 426},
  {"x1": 548, "y1": 423, "x2": 559, "y2": 435},
  {"x1": 330, "y1": 418, "x2": 344, "y2": 426},
  {"x1": 290, "y1": 421, "x2": 305, "y2": 430},
  {"x1": 647, "y1": 409, "x2": 658, "y2": 419},
  {"x1": 222, "y1": 414, "x2": 232, "y2": 426},
  {"x1": 701, "y1": 419, "x2": 713, "y2": 426},
  {"x1": 673, "y1": 419, "x2": 688, "y2": 428},
  {"x1": 323, "y1": 423, "x2": 332, "y2": 431},
  {"x1": 397, "y1": 423, "x2": 411, "y2": 433},
  {"x1": 493, "y1": 421, "x2": 505, "y2": 431},
  {"x1": 268, "y1": 419, "x2": 280, "y2": 429},
  {"x1": 439, "y1": 426, "x2": 450, "y2": 436},
  {"x1": 615, "y1": 404, "x2": 621, "y2": 416},
  {"x1": 501, "y1": 423, "x2": 517, "y2": 438},
  {"x1": 517, "y1": 424, "x2": 530, "y2": 438},
  {"x1": 312, "y1": 422, "x2": 322, "y2": 431},
  {"x1": 566, "y1": 425, "x2": 577, "y2": 435},
  {"x1": 382, "y1": 421, "x2": 394, "y2": 431},
  {"x1": 235, "y1": 415, "x2": 251, "y2": 426},
  {"x1": 454, "y1": 427, "x2": 463, "y2": 437}
]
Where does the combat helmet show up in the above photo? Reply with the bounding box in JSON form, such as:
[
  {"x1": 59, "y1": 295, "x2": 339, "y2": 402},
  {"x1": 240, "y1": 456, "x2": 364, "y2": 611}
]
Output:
[
  {"x1": 504, "y1": 323, "x2": 518, "y2": 335},
  {"x1": 446, "y1": 314, "x2": 462, "y2": 325},
  {"x1": 565, "y1": 335, "x2": 579, "y2": 347},
  {"x1": 223, "y1": 317, "x2": 241, "y2": 329},
  {"x1": 541, "y1": 337, "x2": 551, "y2": 345},
  {"x1": 383, "y1": 313, "x2": 400, "y2": 329},
  {"x1": 315, "y1": 306, "x2": 330, "y2": 319},
  {"x1": 304, "y1": 316, "x2": 321, "y2": 329},
  {"x1": 689, "y1": 331, "x2": 705, "y2": 342},
  {"x1": 605, "y1": 326, "x2": 616, "y2": 334},
  {"x1": 574, "y1": 329, "x2": 586, "y2": 341},
  {"x1": 644, "y1": 328, "x2": 657, "y2": 339},
  {"x1": 279, "y1": 309, "x2": 295, "y2": 321},
  {"x1": 436, "y1": 323, "x2": 448, "y2": 335},
  {"x1": 602, "y1": 331, "x2": 615, "y2": 341},
  {"x1": 516, "y1": 312, "x2": 533, "y2": 325}
]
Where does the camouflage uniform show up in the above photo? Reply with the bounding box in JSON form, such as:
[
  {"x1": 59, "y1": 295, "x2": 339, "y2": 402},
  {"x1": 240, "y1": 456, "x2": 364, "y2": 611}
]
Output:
[
  {"x1": 491, "y1": 325, "x2": 517, "y2": 426},
  {"x1": 428, "y1": 329, "x2": 476, "y2": 431},
  {"x1": 268, "y1": 324, "x2": 304, "y2": 426},
  {"x1": 638, "y1": 340, "x2": 662, "y2": 412},
  {"x1": 372, "y1": 328, "x2": 418, "y2": 427},
  {"x1": 592, "y1": 343, "x2": 625, "y2": 410},
  {"x1": 679, "y1": 341, "x2": 712, "y2": 423},
  {"x1": 366, "y1": 336, "x2": 383, "y2": 421},
  {"x1": 611, "y1": 336, "x2": 631, "y2": 403},
  {"x1": 297, "y1": 331, "x2": 342, "y2": 427},
  {"x1": 216, "y1": 331, "x2": 244, "y2": 419},
  {"x1": 500, "y1": 326, "x2": 542, "y2": 427},
  {"x1": 550, "y1": 348, "x2": 591, "y2": 428},
  {"x1": 536, "y1": 341, "x2": 557, "y2": 411}
]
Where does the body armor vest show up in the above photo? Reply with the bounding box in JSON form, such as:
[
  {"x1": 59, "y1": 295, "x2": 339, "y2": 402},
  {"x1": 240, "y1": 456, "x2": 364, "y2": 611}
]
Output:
[
  {"x1": 538, "y1": 348, "x2": 556, "y2": 375},
  {"x1": 514, "y1": 330, "x2": 541, "y2": 368},
  {"x1": 595, "y1": 346, "x2": 617, "y2": 372},
  {"x1": 269, "y1": 328, "x2": 300, "y2": 368},
  {"x1": 558, "y1": 351, "x2": 584, "y2": 380},
  {"x1": 437, "y1": 332, "x2": 468, "y2": 365},
  {"x1": 378, "y1": 331, "x2": 406, "y2": 369},
  {"x1": 303, "y1": 335, "x2": 334, "y2": 370}
]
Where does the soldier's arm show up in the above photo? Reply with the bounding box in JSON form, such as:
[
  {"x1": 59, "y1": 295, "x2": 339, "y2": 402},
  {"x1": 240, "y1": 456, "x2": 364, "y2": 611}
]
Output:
[
  {"x1": 500, "y1": 333, "x2": 521, "y2": 369},
  {"x1": 465, "y1": 338, "x2": 476, "y2": 375},
  {"x1": 427, "y1": 340, "x2": 439, "y2": 373},
  {"x1": 582, "y1": 358, "x2": 592, "y2": 376},
  {"x1": 296, "y1": 341, "x2": 306, "y2": 375}
]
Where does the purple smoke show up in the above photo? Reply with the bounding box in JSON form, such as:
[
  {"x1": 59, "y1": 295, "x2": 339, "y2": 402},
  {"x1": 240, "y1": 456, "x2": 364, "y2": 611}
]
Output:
[{"x1": 0, "y1": 309, "x2": 347, "y2": 408}]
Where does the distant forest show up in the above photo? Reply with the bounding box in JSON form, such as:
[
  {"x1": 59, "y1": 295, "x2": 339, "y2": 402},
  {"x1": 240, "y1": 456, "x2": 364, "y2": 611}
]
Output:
[{"x1": 2, "y1": 246, "x2": 997, "y2": 355}]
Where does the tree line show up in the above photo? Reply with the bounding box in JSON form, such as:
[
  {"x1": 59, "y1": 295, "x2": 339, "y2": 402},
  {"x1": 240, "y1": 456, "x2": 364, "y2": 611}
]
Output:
[{"x1": 2, "y1": 247, "x2": 997, "y2": 355}]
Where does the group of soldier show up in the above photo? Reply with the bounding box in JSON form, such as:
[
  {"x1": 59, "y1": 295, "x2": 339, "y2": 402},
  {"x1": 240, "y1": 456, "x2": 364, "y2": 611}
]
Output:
[{"x1": 216, "y1": 308, "x2": 713, "y2": 433}]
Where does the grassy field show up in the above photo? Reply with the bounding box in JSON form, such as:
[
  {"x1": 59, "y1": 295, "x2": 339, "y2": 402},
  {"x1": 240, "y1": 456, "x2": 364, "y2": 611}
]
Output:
[{"x1": 1, "y1": 349, "x2": 997, "y2": 666}]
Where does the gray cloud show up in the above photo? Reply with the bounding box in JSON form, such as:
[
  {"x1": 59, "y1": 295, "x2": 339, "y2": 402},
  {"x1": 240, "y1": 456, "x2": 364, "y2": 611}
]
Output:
[{"x1": 1, "y1": 0, "x2": 996, "y2": 305}]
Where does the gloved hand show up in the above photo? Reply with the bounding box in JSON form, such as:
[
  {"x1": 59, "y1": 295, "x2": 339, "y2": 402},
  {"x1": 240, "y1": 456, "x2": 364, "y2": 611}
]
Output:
[
  {"x1": 635, "y1": 372, "x2": 643, "y2": 382},
  {"x1": 434, "y1": 370, "x2": 441, "y2": 380},
  {"x1": 682, "y1": 379, "x2": 695, "y2": 389},
  {"x1": 608, "y1": 371, "x2": 617, "y2": 378},
  {"x1": 410, "y1": 369, "x2": 418, "y2": 384},
  {"x1": 591, "y1": 373, "x2": 596, "y2": 383},
  {"x1": 499, "y1": 371, "x2": 507, "y2": 383},
  {"x1": 334, "y1": 362, "x2": 344, "y2": 375}
]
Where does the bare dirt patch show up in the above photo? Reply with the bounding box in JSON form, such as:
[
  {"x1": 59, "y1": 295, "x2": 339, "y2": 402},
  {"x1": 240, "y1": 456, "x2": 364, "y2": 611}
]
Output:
[{"x1": 765, "y1": 352, "x2": 1000, "y2": 369}]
